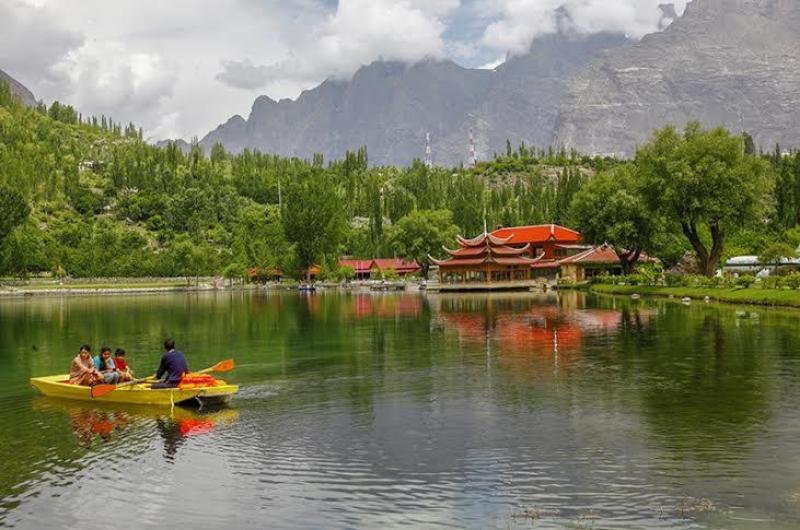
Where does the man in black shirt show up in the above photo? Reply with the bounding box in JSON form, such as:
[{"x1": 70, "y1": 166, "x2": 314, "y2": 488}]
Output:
[{"x1": 151, "y1": 338, "x2": 189, "y2": 389}]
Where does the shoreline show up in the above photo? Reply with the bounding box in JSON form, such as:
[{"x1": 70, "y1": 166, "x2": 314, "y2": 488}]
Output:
[
  {"x1": 585, "y1": 284, "x2": 800, "y2": 309},
  {"x1": 0, "y1": 279, "x2": 423, "y2": 298},
  {"x1": 0, "y1": 284, "x2": 248, "y2": 298}
]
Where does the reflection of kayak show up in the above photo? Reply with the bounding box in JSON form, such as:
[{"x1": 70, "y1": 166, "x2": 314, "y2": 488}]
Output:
[
  {"x1": 32, "y1": 397, "x2": 240, "y2": 445},
  {"x1": 30, "y1": 375, "x2": 239, "y2": 407},
  {"x1": 33, "y1": 396, "x2": 240, "y2": 420}
]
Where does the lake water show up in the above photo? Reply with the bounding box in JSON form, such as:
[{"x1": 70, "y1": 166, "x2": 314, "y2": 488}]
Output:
[{"x1": 1, "y1": 290, "x2": 800, "y2": 529}]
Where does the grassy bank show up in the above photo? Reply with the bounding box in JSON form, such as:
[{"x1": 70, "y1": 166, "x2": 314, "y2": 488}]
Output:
[
  {"x1": 0, "y1": 277, "x2": 247, "y2": 297},
  {"x1": 589, "y1": 284, "x2": 800, "y2": 308}
]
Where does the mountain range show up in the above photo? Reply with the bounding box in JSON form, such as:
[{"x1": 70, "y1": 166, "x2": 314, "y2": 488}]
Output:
[
  {"x1": 0, "y1": 68, "x2": 37, "y2": 107},
  {"x1": 199, "y1": 0, "x2": 800, "y2": 165},
  {"x1": 3, "y1": 0, "x2": 799, "y2": 165},
  {"x1": 200, "y1": 29, "x2": 630, "y2": 166},
  {"x1": 555, "y1": 0, "x2": 800, "y2": 156}
]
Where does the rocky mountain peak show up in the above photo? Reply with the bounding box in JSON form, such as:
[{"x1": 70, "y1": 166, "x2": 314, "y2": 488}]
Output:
[
  {"x1": 0, "y1": 69, "x2": 37, "y2": 107},
  {"x1": 555, "y1": 0, "x2": 800, "y2": 156},
  {"x1": 196, "y1": 1, "x2": 798, "y2": 164}
]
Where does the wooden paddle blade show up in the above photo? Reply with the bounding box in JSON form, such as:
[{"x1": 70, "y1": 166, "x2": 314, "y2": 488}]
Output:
[
  {"x1": 91, "y1": 384, "x2": 117, "y2": 398},
  {"x1": 211, "y1": 358, "x2": 235, "y2": 372}
]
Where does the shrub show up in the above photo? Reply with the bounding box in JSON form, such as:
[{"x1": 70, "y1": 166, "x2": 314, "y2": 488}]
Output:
[
  {"x1": 588, "y1": 274, "x2": 617, "y2": 285},
  {"x1": 785, "y1": 274, "x2": 800, "y2": 289},
  {"x1": 762, "y1": 276, "x2": 780, "y2": 290},
  {"x1": 380, "y1": 268, "x2": 401, "y2": 281}
]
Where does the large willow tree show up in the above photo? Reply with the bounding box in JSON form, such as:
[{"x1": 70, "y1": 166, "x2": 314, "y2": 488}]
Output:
[{"x1": 636, "y1": 123, "x2": 770, "y2": 276}]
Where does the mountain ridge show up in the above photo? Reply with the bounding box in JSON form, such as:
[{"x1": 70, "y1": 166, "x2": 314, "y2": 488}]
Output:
[
  {"x1": 197, "y1": 0, "x2": 800, "y2": 164},
  {"x1": 199, "y1": 31, "x2": 630, "y2": 165},
  {"x1": 0, "y1": 69, "x2": 37, "y2": 107},
  {"x1": 554, "y1": 0, "x2": 800, "y2": 155}
]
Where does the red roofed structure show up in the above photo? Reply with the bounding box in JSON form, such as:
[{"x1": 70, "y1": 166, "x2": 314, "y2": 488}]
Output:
[
  {"x1": 338, "y1": 259, "x2": 376, "y2": 280},
  {"x1": 559, "y1": 243, "x2": 655, "y2": 282},
  {"x1": 429, "y1": 230, "x2": 542, "y2": 290},
  {"x1": 338, "y1": 258, "x2": 421, "y2": 280},
  {"x1": 372, "y1": 258, "x2": 421, "y2": 275},
  {"x1": 427, "y1": 225, "x2": 652, "y2": 290},
  {"x1": 491, "y1": 224, "x2": 581, "y2": 260}
]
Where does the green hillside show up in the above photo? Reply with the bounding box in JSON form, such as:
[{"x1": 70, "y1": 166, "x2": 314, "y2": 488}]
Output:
[
  {"x1": 2, "y1": 80, "x2": 798, "y2": 281},
  {"x1": 0, "y1": 81, "x2": 603, "y2": 280}
]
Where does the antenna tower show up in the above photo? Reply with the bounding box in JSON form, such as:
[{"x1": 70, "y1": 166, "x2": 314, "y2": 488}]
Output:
[
  {"x1": 468, "y1": 128, "x2": 476, "y2": 168},
  {"x1": 425, "y1": 132, "x2": 433, "y2": 168}
]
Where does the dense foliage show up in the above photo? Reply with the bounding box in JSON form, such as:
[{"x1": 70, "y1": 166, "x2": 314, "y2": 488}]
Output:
[{"x1": 1, "y1": 79, "x2": 799, "y2": 279}]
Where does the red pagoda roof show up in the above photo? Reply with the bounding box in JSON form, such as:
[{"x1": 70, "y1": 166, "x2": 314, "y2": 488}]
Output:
[
  {"x1": 430, "y1": 230, "x2": 541, "y2": 268},
  {"x1": 491, "y1": 224, "x2": 581, "y2": 245},
  {"x1": 457, "y1": 232, "x2": 514, "y2": 247},
  {"x1": 444, "y1": 243, "x2": 531, "y2": 258}
]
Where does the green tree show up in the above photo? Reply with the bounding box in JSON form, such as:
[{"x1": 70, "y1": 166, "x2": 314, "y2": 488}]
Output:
[
  {"x1": 0, "y1": 186, "x2": 30, "y2": 250},
  {"x1": 570, "y1": 166, "x2": 658, "y2": 274},
  {"x1": 388, "y1": 209, "x2": 459, "y2": 277},
  {"x1": 282, "y1": 169, "x2": 347, "y2": 280},
  {"x1": 1, "y1": 223, "x2": 44, "y2": 278},
  {"x1": 339, "y1": 265, "x2": 355, "y2": 283},
  {"x1": 760, "y1": 242, "x2": 797, "y2": 274},
  {"x1": 636, "y1": 123, "x2": 770, "y2": 276},
  {"x1": 222, "y1": 262, "x2": 247, "y2": 287}
]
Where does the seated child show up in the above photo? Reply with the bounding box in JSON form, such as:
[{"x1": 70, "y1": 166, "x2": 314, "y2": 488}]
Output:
[
  {"x1": 93, "y1": 346, "x2": 120, "y2": 385},
  {"x1": 114, "y1": 348, "x2": 133, "y2": 382}
]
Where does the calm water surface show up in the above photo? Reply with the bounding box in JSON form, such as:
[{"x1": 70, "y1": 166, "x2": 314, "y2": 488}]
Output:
[{"x1": 1, "y1": 290, "x2": 800, "y2": 529}]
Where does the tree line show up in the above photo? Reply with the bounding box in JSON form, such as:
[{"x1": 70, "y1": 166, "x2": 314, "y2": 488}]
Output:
[{"x1": 1, "y1": 80, "x2": 798, "y2": 280}]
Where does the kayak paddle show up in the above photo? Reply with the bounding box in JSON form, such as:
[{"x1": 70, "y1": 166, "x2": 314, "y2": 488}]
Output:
[{"x1": 91, "y1": 358, "x2": 235, "y2": 398}]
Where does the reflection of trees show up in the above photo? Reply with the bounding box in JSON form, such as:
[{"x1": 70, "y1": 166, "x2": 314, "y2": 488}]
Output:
[{"x1": 620, "y1": 305, "x2": 774, "y2": 462}]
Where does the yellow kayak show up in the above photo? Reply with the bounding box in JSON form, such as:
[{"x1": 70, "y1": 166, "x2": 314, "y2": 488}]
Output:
[{"x1": 30, "y1": 374, "x2": 239, "y2": 407}]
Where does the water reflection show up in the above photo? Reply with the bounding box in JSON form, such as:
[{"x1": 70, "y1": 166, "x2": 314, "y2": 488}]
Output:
[
  {"x1": 434, "y1": 291, "x2": 656, "y2": 362},
  {"x1": 3, "y1": 292, "x2": 800, "y2": 528},
  {"x1": 32, "y1": 398, "x2": 238, "y2": 459}
]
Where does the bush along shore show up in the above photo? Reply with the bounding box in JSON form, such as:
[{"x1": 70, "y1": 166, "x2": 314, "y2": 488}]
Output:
[{"x1": 581, "y1": 273, "x2": 800, "y2": 308}]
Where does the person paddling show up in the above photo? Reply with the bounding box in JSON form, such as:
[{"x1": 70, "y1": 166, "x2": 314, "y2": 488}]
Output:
[{"x1": 151, "y1": 338, "x2": 188, "y2": 389}]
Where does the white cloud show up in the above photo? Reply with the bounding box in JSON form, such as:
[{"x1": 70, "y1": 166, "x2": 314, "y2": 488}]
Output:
[
  {"x1": 480, "y1": 0, "x2": 688, "y2": 54},
  {"x1": 477, "y1": 57, "x2": 505, "y2": 70},
  {"x1": 217, "y1": 0, "x2": 455, "y2": 90},
  {"x1": 216, "y1": 60, "x2": 273, "y2": 91},
  {"x1": 0, "y1": 0, "x2": 83, "y2": 86},
  {"x1": 51, "y1": 41, "x2": 178, "y2": 130},
  {"x1": 1, "y1": 0, "x2": 686, "y2": 142}
]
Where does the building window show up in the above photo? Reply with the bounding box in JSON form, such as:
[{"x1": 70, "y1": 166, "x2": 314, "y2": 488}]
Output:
[{"x1": 491, "y1": 270, "x2": 512, "y2": 282}]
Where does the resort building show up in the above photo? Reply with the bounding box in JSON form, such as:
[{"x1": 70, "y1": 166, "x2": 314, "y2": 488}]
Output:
[
  {"x1": 338, "y1": 258, "x2": 421, "y2": 280},
  {"x1": 558, "y1": 244, "x2": 633, "y2": 282},
  {"x1": 428, "y1": 230, "x2": 542, "y2": 291},
  {"x1": 429, "y1": 225, "x2": 651, "y2": 291}
]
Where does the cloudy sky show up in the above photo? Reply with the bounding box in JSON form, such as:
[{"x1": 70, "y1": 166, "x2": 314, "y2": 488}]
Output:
[{"x1": 1, "y1": 0, "x2": 687, "y2": 142}]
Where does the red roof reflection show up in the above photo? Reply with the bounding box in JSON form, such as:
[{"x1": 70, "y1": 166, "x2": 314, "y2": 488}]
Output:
[{"x1": 345, "y1": 295, "x2": 422, "y2": 320}]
